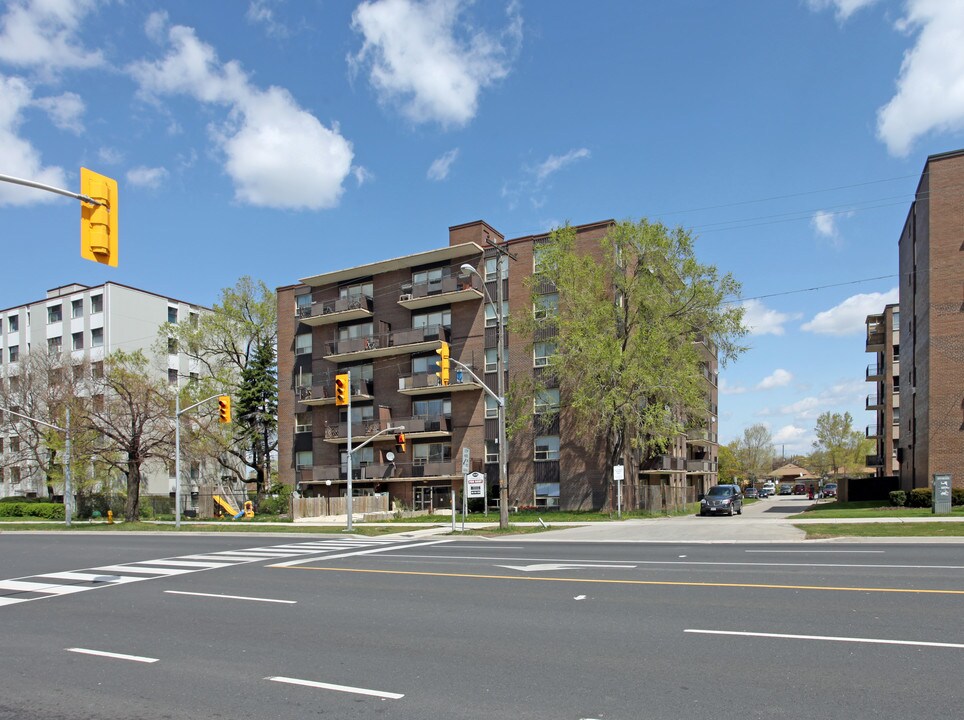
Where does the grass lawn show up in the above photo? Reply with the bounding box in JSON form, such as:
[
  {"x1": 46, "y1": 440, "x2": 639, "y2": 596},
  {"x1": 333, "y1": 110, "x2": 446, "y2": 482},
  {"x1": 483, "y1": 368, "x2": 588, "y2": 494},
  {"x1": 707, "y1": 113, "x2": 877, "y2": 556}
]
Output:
[
  {"x1": 448, "y1": 524, "x2": 563, "y2": 537},
  {"x1": 0, "y1": 520, "x2": 404, "y2": 536},
  {"x1": 790, "y1": 500, "x2": 964, "y2": 519},
  {"x1": 796, "y1": 522, "x2": 964, "y2": 539}
]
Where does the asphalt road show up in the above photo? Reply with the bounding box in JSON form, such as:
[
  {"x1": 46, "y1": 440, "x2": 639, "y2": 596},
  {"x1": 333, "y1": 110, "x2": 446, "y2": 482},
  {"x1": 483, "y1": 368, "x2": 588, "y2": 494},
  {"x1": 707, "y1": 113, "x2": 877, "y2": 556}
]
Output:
[{"x1": 1, "y1": 533, "x2": 962, "y2": 720}]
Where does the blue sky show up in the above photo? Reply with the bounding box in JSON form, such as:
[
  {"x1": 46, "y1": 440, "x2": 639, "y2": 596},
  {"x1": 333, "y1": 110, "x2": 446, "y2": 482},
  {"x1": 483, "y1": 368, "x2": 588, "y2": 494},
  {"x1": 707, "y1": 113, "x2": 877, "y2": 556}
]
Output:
[{"x1": 2, "y1": 0, "x2": 964, "y2": 455}]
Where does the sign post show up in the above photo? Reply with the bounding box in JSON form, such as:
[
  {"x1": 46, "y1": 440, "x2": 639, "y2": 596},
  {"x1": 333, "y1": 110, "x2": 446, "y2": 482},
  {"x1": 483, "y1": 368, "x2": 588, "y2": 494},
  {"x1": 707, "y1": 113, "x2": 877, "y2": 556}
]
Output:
[
  {"x1": 614, "y1": 464, "x2": 625, "y2": 519},
  {"x1": 466, "y1": 470, "x2": 487, "y2": 527},
  {"x1": 933, "y1": 474, "x2": 952, "y2": 514}
]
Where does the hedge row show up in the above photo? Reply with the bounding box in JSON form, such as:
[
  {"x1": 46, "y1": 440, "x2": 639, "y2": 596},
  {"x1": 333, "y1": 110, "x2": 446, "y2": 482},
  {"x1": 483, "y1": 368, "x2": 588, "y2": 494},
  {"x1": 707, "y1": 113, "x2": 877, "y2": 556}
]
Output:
[
  {"x1": 890, "y1": 488, "x2": 964, "y2": 507},
  {"x1": 0, "y1": 502, "x2": 66, "y2": 519}
]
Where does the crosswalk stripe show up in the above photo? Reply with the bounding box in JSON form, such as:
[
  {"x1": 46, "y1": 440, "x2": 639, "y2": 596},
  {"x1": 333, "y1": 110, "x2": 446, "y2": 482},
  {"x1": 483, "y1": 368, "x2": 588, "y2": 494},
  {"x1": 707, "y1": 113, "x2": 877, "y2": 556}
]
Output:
[
  {"x1": 0, "y1": 579, "x2": 92, "y2": 595},
  {"x1": 133, "y1": 560, "x2": 235, "y2": 569},
  {"x1": 34, "y1": 572, "x2": 143, "y2": 584},
  {"x1": 0, "y1": 597, "x2": 27, "y2": 606},
  {"x1": 94, "y1": 565, "x2": 192, "y2": 576}
]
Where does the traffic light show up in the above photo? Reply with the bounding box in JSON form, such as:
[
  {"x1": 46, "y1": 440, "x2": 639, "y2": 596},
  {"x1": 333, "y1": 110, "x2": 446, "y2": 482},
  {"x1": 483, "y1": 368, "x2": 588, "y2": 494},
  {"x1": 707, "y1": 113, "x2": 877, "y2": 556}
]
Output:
[
  {"x1": 80, "y1": 168, "x2": 118, "y2": 267},
  {"x1": 334, "y1": 373, "x2": 350, "y2": 406},
  {"x1": 218, "y1": 395, "x2": 231, "y2": 423},
  {"x1": 395, "y1": 432, "x2": 407, "y2": 454},
  {"x1": 435, "y1": 341, "x2": 450, "y2": 386}
]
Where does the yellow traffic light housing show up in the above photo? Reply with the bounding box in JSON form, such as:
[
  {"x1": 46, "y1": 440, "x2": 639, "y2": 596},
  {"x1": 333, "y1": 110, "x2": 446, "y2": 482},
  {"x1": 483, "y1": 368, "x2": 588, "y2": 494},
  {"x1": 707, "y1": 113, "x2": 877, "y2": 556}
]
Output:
[
  {"x1": 218, "y1": 395, "x2": 232, "y2": 423},
  {"x1": 334, "y1": 373, "x2": 350, "y2": 406},
  {"x1": 80, "y1": 168, "x2": 118, "y2": 267},
  {"x1": 395, "y1": 432, "x2": 407, "y2": 454},
  {"x1": 435, "y1": 341, "x2": 450, "y2": 386}
]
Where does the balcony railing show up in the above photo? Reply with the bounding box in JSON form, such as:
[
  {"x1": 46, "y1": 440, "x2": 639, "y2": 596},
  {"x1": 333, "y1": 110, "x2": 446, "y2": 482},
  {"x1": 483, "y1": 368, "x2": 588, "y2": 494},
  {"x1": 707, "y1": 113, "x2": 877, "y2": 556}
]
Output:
[
  {"x1": 866, "y1": 455, "x2": 883, "y2": 467},
  {"x1": 866, "y1": 363, "x2": 883, "y2": 380},
  {"x1": 299, "y1": 295, "x2": 374, "y2": 326},
  {"x1": 866, "y1": 424, "x2": 881, "y2": 438},
  {"x1": 686, "y1": 459, "x2": 717, "y2": 473},
  {"x1": 865, "y1": 393, "x2": 882, "y2": 410},
  {"x1": 398, "y1": 274, "x2": 482, "y2": 309},
  {"x1": 640, "y1": 454, "x2": 686, "y2": 473},
  {"x1": 686, "y1": 429, "x2": 719, "y2": 445},
  {"x1": 324, "y1": 324, "x2": 448, "y2": 359},
  {"x1": 297, "y1": 378, "x2": 374, "y2": 405},
  {"x1": 362, "y1": 461, "x2": 458, "y2": 481}
]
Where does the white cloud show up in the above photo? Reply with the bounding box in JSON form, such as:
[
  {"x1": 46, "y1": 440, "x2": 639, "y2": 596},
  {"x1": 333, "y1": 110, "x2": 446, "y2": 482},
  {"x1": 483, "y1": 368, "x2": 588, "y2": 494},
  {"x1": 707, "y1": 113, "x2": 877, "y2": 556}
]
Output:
[
  {"x1": 33, "y1": 91, "x2": 84, "y2": 133},
  {"x1": 349, "y1": 0, "x2": 522, "y2": 127},
  {"x1": 740, "y1": 299, "x2": 799, "y2": 336},
  {"x1": 427, "y1": 148, "x2": 459, "y2": 181},
  {"x1": 352, "y1": 165, "x2": 374, "y2": 186},
  {"x1": 801, "y1": 287, "x2": 898, "y2": 336},
  {"x1": 877, "y1": 0, "x2": 964, "y2": 156},
  {"x1": 719, "y1": 378, "x2": 747, "y2": 395},
  {"x1": 129, "y1": 19, "x2": 353, "y2": 210},
  {"x1": 0, "y1": 74, "x2": 66, "y2": 207},
  {"x1": 773, "y1": 424, "x2": 808, "y2": 444},
  {"x1": 757, "y1": 369, "x2": 793, "y2": 390},
  {"x1": 0, "y1": 0, "x2": 103, "y2": 72},
  {"x1": 812, "y1": 210, "x2": 836, "y2": 237},
  {"x1": 98, "y1": 147, "x2": 124, "y2": 165},
  {"x1": 806, "y1": 0, "x2": 879, "y2": 22},
  {"x1": 534, "y1": 148, "x2": 590, "y2": 182},
  {"x1": 126, "y1": 166, "x2": 169, "y2": 189},
  {"x1": 247, "y1": 1, "x2": 289, "y2": 39}
]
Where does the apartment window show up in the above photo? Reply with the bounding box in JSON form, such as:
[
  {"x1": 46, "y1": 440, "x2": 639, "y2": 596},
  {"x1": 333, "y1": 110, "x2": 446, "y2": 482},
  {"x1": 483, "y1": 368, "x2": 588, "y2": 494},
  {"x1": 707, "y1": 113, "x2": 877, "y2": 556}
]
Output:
[
  {"x1": 47, "y1": 305, "x2": 62, "y2": 324},
  {"x1": 295, "y1": 370, "x2": 312, "y2": 391},
  {"x1": 47, "y1": 336, "x2": 62, "y2": 355},
  {"x1": 412, "y1": 268, "x2": 445, "y2": 287},
  {"x1": 534, "y1": 435, "x2": 560, "y2": 461},
  {"x1": 8, "y1": 345, "x2": 18, "y2": 362},
  {"x1": 484, "y1": 302, "x2": 509, "y2": 328},
  {"x1": 168, "y1": 369, "x2": 178, "y2": 385},
  {"x1": 189, "y1": 462, "x2": 200, "y2": 480},
  {"x1": 168, "y1": 307, "x2": 178, "y2": 323},
  {"x1": 92, "y1": 361, "x2": 103, "y2": 379},
  {"x1": 534, "y1": 292, "x2": 559, "y2": 320},
  {"x1": 412, "y1": 398, "x2": 450, "y2": 419},
  {"x1": 413, "y1": 443, "x2": 452, "y2": 465},
  {"x1": 411, "y1": 354, "x2": 438, "y2": 375},
  {"x1": 893, "y1": 407, "x2": 900, "y2": 425},
  {"x1": 91, "y1": 328, "x2": 103, "y2": 347},
  {"x1": 413, "y1": 309, "x2": 451, "y2": 330},
  {"x1": 295, "y1": 451, "x2": 313, "y2": 470},
  {"x1": 340, "y1": 404, "x2": 374, "y2": 425},
  {"x1": 71, "y1": 299, "x2": 83, "y2": 319},
  {"x1": 484, "y1": 256, "x2": 508, "y2": 282},
  {"x1": 10, "y1": 437, "x2": 20, "y2": 453},
  {"x1": 339, "y1": 282, "x2": 373, "y2": 301},
  {"x1": 72, "y1": 332, "x2": 84, "y2": 351},
  {"x1": 485, "y1": 440, "x2": 498, "y2": 463},
  {"x1": 295, "y1": 294, "x2": 312, "y2": 317},
  {"x1": 485, "y1": 395, "x2": 499, "y2": 418},
  {"x1": 93, "y1": 394, "x2": 104, "y2": 412},
  {"x1": 9, "y1": 377, "x2": 19, "y2": 393},
  {"x1": 534, "y1": 388, "x2": 560, "y2": 414},
  {"x1": 485, "y1": 348, "x2": 498, "y2": 373},
  {"x1": 295, "y1": 412, "x2": 312, "y2": 433},
  {"x1": 533, "y1": 342, "x2": 556, "y2": 367},
  {"x1": 168, "y1": 337, "x2": 177, "y2": 354},
  {"x1": 535, "y1": 482, "x2": 560, "y2": 508},
  {"x1": 9, "y1": 467, "x2": 20, "y2": 484},
  {"x1": 90, "y1": 295, "x2": 103, "y2": 314},
  {"x1": 338, "y1": 322, "x2": 373, "y2": 341},
  {"x1": 189, "y1": 372, "x2": 199, "y2": 384},
  {"x1": 73, "y1": 364, "x2": 85, "y2": 381},
  {"x1": 294, "y1": 333, "x2": 313, "y2": 355},
  {"x1": 533, "y1": 243, "x2": 548, "y2": 273},
  {"x1": 7, "y1": 315, "x2": 17, "y2": 333},
  {"x1": 341, "y1": 446, "x2": 373, "y2": 475}
]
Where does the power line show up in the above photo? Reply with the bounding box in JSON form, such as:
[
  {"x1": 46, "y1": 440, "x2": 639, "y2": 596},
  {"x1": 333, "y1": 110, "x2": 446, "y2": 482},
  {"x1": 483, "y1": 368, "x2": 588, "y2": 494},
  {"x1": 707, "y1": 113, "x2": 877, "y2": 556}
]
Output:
[{"x1": 729, "y1": 274, "x2": 898, "y2": 303}]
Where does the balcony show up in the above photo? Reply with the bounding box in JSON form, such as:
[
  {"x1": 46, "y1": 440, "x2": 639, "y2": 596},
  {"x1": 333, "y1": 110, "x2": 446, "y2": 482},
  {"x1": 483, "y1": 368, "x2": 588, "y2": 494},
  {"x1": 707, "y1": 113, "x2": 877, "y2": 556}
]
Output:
[
  {"x1": 640, "y1": 454, "x2": 686, "y2": 473},
  {"x1": 298, "y1": 378, "x2": 374, "y2": 407},
  {"x1": 865, "y1": 393, "x2": 882, "y2": 410},
  {"x1": 866, "y1": 424, "x2": 881, "y2": 439},
  {"x1": 865, "y1": 363, "x2": 883, "y2": 381},
  {"x1": 322, "y1": 415, "x2": 452, "y2": 443},
  {"x1": 686, "y1": 428, "x2": 718, "y2": 445},
  {"x1": 686, "y1": 459, "x2": 717, "y2": 473},
  {"x1": 397, "y1": 415, "x2": 453, "y2": 439},
  {"x1": 298, "y1": 295, "x2": 374, "y2": 327},
  {"x1": 866, "y1": 317, "x2": 885, "y2": 351},
  {"x1": 866, "y1": 455, "x2": 884, "y2": 467},
  {"x1": 397, "y1": 371, "x2": 482, "y2": 396},
  {"x1": 397, "y1": 274, "x2": 483, "y2": 310},
  {"x1": 324, "y1": 325, "x2": 449, "y2": 362},
  {"x1": 363, "y1": 461, "x2": 458, "y2": 482}
]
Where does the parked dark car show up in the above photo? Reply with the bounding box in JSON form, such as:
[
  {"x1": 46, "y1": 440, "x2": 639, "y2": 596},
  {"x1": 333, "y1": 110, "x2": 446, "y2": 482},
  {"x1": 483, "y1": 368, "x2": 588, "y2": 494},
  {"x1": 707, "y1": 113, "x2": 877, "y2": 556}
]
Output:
[
  {"x1": 792, "y1": 483, "x2": 807, "y2": 495},
  {"x1": 744, "y1": 487, "x2": 759, "y2": 499},
  {"x1": 700, "y1": 484, "x2": 743, "y2": 516},
  {"x1": 779, "y1": 485, "x2": 793, "y2": 495},
  {"x1": 822, "y1": 483, "x2": 838, "y2": 498}
]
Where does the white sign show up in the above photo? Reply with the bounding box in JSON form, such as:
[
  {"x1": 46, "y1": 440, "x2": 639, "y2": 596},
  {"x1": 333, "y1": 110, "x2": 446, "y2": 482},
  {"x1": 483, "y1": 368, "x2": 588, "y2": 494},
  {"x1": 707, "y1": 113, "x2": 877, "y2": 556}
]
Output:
[
  {"x1": 613, "y1": 464, "x2": 625, "y2": 481},
  {"x1": 462, "y1": 447, "x2": 471, "y2": 475},
  {"x1": 466, "y1": 471, "x2": 486, "y2": 498}
]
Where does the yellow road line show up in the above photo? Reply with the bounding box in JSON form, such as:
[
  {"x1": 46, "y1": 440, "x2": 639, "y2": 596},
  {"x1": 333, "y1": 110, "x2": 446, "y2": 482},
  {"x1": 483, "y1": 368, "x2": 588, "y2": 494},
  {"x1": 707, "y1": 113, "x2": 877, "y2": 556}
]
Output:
[{"x1": 282, "y1": 566, "x2": 964, "y2": 595}]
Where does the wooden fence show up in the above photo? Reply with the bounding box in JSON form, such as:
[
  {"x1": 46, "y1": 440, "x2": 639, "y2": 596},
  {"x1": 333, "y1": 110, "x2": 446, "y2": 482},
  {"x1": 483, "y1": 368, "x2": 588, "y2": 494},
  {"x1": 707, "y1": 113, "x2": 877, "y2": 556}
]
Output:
[
  {"x1": 636, "y1": 484, "x2": 697, "y2": 513},
  {"x1": 291, "y1": 494, "x2": 390, "y2": 520}
]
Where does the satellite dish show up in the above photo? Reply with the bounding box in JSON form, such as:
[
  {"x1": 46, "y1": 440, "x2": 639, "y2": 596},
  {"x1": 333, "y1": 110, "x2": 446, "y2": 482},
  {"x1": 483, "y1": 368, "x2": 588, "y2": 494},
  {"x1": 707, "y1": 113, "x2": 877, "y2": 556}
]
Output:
[
  {"x1": 386, "y1": 451, "x2": 396, "y2": 462},
  {"x1": 325, "y1": 480, "x2": 332, "y2": 486}
]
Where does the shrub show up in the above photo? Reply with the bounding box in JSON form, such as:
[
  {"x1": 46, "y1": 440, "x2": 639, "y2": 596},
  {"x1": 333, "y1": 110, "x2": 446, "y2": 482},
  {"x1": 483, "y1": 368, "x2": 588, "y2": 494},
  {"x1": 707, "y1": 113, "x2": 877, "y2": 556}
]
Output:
[
  {"x1": 0, "y1": 502, "x2": 64, "y2": 519},
  {"x1": 907, "y1": 488, "x2": 932, "y2": 507},
  {"x1": 953, "y1": 488, "x2": 964, "y2": 507},
  {"x1": 889, "y1": 490, "x2": 907, "y2": 507},
  {"x1": 0, "y1": 495, "x2": 46, "y2": 503},
  {"x1": 0, "y1": 503, "x2": 26, "y2": 517}
]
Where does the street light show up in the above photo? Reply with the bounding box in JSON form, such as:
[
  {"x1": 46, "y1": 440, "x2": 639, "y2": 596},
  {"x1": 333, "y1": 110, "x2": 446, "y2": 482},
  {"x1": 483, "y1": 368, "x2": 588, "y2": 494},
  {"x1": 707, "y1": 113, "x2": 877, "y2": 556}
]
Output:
[{"x1": 460, "y1": 262, "x2": 509, "y2": 530}]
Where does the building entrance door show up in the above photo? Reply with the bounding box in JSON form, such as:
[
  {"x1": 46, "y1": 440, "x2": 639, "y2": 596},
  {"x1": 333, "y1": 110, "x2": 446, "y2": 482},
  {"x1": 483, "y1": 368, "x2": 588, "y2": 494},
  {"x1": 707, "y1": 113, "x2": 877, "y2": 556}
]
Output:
[{"x1": 414, "y1": 485, "x2": 452, "y2": 512}]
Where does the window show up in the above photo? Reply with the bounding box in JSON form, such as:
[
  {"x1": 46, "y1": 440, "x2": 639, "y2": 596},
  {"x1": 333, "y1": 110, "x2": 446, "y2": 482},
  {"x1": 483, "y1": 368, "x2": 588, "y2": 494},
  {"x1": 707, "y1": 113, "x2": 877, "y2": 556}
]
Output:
[
  {"x1": 296, "y1": 451, "x2": 313, "y2": 469},
  {"x1": 485, "y1": 440, "x2": 498, "y2": 463},
  {"x1": 294, "y1": 333, "x2": 312, "y2": 355},
  {"x1": 341, "y1": 446, "x2": 373, "y2": 475},
  {"x1": 47, "y1": 336, "x2": 62, "y2": 355},
  {"x1": 533, "y1": 342, "x2": 556, "y2": 367},
  {"x1": 91, "y1": 328, "x2": 103, "y2": 347},
  {"x1": 484, "y1": 395, "x2": 499, "y2": 418},
  {"x1": 533, "y1": 243, "x2": 549, "y2": 273},
  {"x1": 534, "y1": 293, "x2": 559, "y2": 320},
  {"x1": 10, "y1": 437, "x2": 20, "y2": 453},
  {"x1": 10, "y1": 467, "x2": 20, "y2": 483},
  {"x1": 484, "y1": 302, "x2": 509, "y2": 328},
  {"x1": 93, "y1": 394, "x2": 104, "y2": 412},
  {"x1": 412, "y1": 268, "x2": 445, "y2": 287},
  {"x1": 71, "y1": 299, "x2": 83, "y2": 319},
  {"x1": 893, "y1": 407, "x2": 900, "y2": 425},
  {"x1": 413, "y1": 443, "x2": 452, "y2": 465},
  {"x1": 295, "y1": 370, "x2": 312, "y2": 390},
  {"x1": 90, "y1": 295, "x2": 103, "y2": 314},
  {"x1": 412, "y1": 398, "x2": 450, "y2": 419},
  {"x1": 92, "y1": 361, "x2": 103, "y2": 379},
  {"x1": 338, "y1": 322, "x2": 373, "y2": 341},
  {"x1": 295, "y1": 412, "x2": 312, "y2": 433},
  {"x1": 340, "y1": 404, "x2": 374, "y2": 425},
  {"x1": 189, "y1": 462, "x2": 199, "y2": 480},
  {"x1": 189, "y1": 312, "x2": 199, "y2": 327},
  {"x1": 168, "y1": 306, "x2": 178, "y2": 323},
  {"x1": 339, "y1": 282, "x2": 373, "y2": 301},
  {"x1": 483, "y1": 348, "x2": 509, "y2": 373},
  {"x1": 7, "y1": 315, "x2": 17, "y2": 333},
  {"x1": 168, "y1": 337, "x2": 177, "y2": 354},
  {"x1": 7, "y1": 345, "x2": 17, "y2": 363},
  {"x1": 412, "y1": 309, "x2": 451, "y2": 330},
  {"x1": 72, "y1": 364, "x2": 85, "y2": 381},
  {"x1": 535, "y1": 482, "x2": 560, "y2": 508},
  {"x1": 534, "y1": 435, "x2": 560, "y2": 461},
  {"x1": 484, "y1": 256, "x2": 508, "y2": 282},
  {"x1": 168, "y1": 369, "x2": 178, "y2": 385},
  {"x1": 72, "y1": 332, "x2": 84, "y2": 351},
  {"x1": 47, "y1": 305, "x2": 62, "y2": 324},
  {"x1": 412, "y1": 354, "x2": 438, "y2": 375},
  {"x1": 295, "y1": 294, "x2": 312, "y2": 317},
  {"x1": 534, "y1": 388, "x2": 560, "y2": 414}
]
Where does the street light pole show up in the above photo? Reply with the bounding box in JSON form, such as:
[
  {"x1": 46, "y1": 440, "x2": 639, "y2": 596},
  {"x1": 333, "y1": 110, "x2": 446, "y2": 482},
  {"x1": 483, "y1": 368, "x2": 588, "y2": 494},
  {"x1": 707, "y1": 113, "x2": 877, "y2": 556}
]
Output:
[{"x1": 461, "y1": 262, "x2": 509, "y2": 530}]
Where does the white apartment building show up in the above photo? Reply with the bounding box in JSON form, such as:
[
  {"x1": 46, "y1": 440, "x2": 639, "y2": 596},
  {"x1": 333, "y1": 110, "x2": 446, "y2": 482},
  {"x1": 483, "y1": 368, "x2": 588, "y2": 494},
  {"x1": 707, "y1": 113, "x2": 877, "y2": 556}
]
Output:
[{"x1": 0, "y1": 282, "x2": 208, "y2": 499}]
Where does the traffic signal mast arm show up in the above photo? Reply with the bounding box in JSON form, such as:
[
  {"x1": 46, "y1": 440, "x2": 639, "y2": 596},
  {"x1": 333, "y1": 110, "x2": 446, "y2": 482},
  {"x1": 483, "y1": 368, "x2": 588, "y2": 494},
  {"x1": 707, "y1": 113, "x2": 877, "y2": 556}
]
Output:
[
  {"x1": 449, "y1": 357, "x2": 503, "y2": 407},
  {"x1": 176, "y1": 393, "x2": 230, "y2": 417},
  {"x1": 0, "y1": 172, "x2": 107, "y2": 207},
  {"x1": 347, "y1": 425, "x2": 406, "y2": 455}
]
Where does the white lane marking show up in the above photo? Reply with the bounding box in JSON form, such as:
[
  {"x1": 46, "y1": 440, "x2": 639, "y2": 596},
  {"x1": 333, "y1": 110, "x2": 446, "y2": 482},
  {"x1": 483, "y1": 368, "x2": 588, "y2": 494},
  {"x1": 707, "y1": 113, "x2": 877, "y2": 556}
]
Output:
[
  {"x1": 496, "y1": 563, "x2": 637, "y2": 572},
  {"x1": 93, "y1": 565, "x2": 192, "y2": 576},
  {"x1": 574, "y1": 595, "x2": 587, "y2": 600},
  {"x1": 386, "y1": 553, "x2": 964, "y2": 571},
  {"x1": 266, "y1": 676, "x2": 403, "y2": 699},
  {"x1": 745, "y1": 550, "x2": 885, "y2": 554},
  {"x1": 66, "y1": 648, "x2": 159, "y2": 663},
  {"x1": 0, "y1": 579, "x2": 92, "y2": 595},
  {"x1": 685, "y1": 629, "x2": 964, "y2": 649},
  {"x1": 178, "y1": 554, "x2": 252, "y2": 562},
  {"x1": 133, "y1": 559, "x2": 236, "y2": 568},
  {"x1": 0, "y1": 597, "x2": 27, "y2": 606},
  {"x1": 34, "y1": 572, "x2": 142, "y2": 584},
  {"x1": 165, "y1": 590, "x2": 296, "y2": 604},
  {"x1": 270, "y1": 539, "x2": 453, "y2": 568}
]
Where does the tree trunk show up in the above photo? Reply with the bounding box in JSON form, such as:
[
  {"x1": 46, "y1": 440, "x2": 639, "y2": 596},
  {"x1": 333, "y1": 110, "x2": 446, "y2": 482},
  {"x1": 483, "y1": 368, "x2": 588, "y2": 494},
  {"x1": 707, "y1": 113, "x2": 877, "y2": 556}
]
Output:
[{"x1": 125, "y1": 457, "x2": 141, "y2": 522}]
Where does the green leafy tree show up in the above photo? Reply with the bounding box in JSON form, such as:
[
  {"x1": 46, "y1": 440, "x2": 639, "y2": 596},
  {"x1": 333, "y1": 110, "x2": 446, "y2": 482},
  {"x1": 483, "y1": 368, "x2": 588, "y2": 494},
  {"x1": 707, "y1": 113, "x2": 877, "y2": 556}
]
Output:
[
  {"x1": 234, "y1": 338, "x2": 278, "y2": 496},
  {"x1": 812, "y1": 411, "x2": 863, "y2": 477},
  {"x1": 717, "y1": 442, "x2": 739, "y2": 484},
  {"x1": 733, "y1": 424, "x2": 774, "y2": 481},
  {"x1": 510, "y1": 219, "x2": 746, "y2": 508}
]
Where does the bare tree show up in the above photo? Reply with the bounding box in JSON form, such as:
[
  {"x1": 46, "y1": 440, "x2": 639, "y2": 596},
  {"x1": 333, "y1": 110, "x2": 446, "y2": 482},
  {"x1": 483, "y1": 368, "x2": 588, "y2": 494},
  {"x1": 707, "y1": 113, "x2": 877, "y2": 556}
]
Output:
[{"x1": 734, "y1": 424, "x2": 774, "y2": 481}]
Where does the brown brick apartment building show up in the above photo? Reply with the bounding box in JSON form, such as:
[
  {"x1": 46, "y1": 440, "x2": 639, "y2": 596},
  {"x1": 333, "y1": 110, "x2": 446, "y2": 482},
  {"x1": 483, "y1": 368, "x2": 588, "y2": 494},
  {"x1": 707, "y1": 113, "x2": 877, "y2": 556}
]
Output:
[
  {"x1": 864, "y1": 303, "x2": 899, "y2": 476},
  {"x1": 896, "y1": 148, "x2": 964, "y2": 489},
  {"x1": 276, "y1": 219, "x2": 719, "y2": 512}
]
